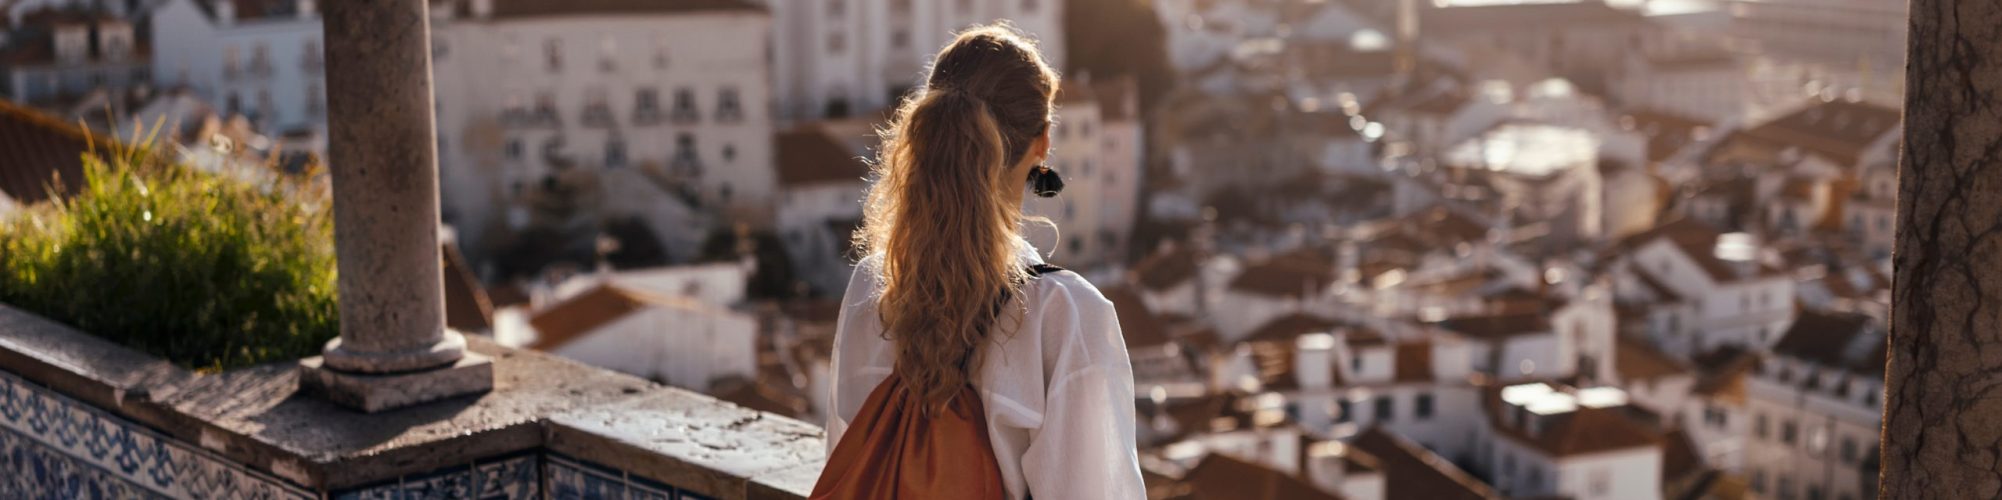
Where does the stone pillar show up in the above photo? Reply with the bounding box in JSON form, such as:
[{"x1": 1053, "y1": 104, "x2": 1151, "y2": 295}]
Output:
[
  {"x1": 1882, "y1": 0, "x2": 2002, "y2": 497},
  {"x1": 299, "y1": 0, "x2": 492, "y2": 413}
]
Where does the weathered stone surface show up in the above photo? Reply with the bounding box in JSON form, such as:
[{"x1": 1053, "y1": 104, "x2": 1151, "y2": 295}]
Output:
[
  {"x1": 299, "y1": 352, "x2": 494, "y2": 413},
  {"x1": 0, "y1": 305, "x2": 826, "y2": 497},
  {"x1": 318, "y1": 0, "x2": 461, "y2": 375},
  {"x1": 1885, "y1": 1, "x2": 2002, "y2": 497},
  {"x1": 547, "y1": 387, "x2": 826, "y2": 500}
]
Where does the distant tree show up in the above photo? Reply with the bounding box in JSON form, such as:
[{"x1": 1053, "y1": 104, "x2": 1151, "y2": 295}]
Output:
[{"x1": 1062, "y1": 0, "x2": 1175, "y2": 111}]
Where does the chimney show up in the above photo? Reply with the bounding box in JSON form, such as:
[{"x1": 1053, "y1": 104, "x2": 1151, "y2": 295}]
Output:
[
  {"x1": 297, "y1": 0, "x2": 315, "y2": 18},
  {"x1": 1395, "y1": 0, "x2": 1419, "y2": 78},
  {"x1": 216, "y1": 0, "x2": 236, "y2": 24},
  {"x1": 471, "y1": 0, "x2": 494, "y2": 18},
  {"x1": 1294, "y1": 333, "x2": 1336, "y2": 390}
]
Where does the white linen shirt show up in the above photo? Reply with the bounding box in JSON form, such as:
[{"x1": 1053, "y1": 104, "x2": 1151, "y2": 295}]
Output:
[{"x1": 826, "y1": 247, "x2": 1146, "y2": 499}]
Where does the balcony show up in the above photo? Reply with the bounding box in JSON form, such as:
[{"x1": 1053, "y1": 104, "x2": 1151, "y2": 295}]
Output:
[{"x1": 0, "y1": 304, "x2": 823, "y2": 499}]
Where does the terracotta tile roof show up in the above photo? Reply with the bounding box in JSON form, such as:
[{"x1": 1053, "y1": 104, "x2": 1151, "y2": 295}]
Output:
[
  {"x1": 1349, "y1": 427, "x2": 1500, "y2": 500},
  {"x1": 1690, "y1": 346, "x2": 1760, "y2": 400},
  {"x1": 442, "y1": 241, "x2": 495, "y2": 332},
  {"x1": 1721, "y1": 99, "x2": 1901, "y2": 166},
  {"x1": 1615, "y1": 335, "x2": 1689, "y2": 382},
  {"x1": 1394, "y1": 342, "x2": 1434, "y2": 384},
  {"x1": 1092, "y1": 76, "x2": 1141, "y2": 122},
  {"x1": 527, "y1": 283, "x2": 710, "y2": 350},
  {"x1": 1105, "y1": 286, "x2": 1173, "y2": 349},
  {"x1": 1229, "y1": 250, "x2": 1337, "y2": 299},
  {"x1": 1244, "y1": 314, "x2": 1343, "y2": 344},
  {"x1": 1421, "y1": 0, "x2": 1648, "y2": 32},
  {"x1": 1612, "y1": 218, "x2": 1786, "y2": 284},
  {"x1": 0, "y1": 99, "x2": 92, "y2": 206},
  {"x1": 1661, "y1": 428, "x2": 1705, "y2": 483},
  {"x1": 486, "y1": 283, "x2": 531, "y2": 308},
  {"x1": 1772, "y1": 309, "x2": 1884, "y2": 375},
  {"x1": 1132, "y1": 246, "x2": 1202, "y2": 291},
  {"x1": 1489, "y1": 401, "x2": 1662, "y2": 458},
  {"x1": 483, "y1": 0, "x2": 765, "y2": 19},
  {"x1": 1437, "y1": 312, "x2": 1550, "y2": 341},
  {"x1": 774, "y1": 125, "x2": 870, "y2": 188},
  {"x1": 1620, "y1": 109, "x2": 1710, "y2": 163},
  {"x1": 1179, "y1": 452, "x2": 1344, "y2": 500},
  {"x1": 1645, "y1": 50, "x2": 1739, "y2": 72}
]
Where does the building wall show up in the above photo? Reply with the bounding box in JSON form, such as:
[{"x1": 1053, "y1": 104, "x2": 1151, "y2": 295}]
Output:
[
  {"x1": 1627, "y1": 239, "x2": 1796, "y2": 356},
  {"x1": 1554, "y1": 448, "x2": 1664, "y2": 500},
  {"x1": 778, "y1": 180, "x2": 867, "y2": 293},
  {"x1": 150, "y1": 0, "x2": 325, "y2": 133},
  {"x1": 550, "y1": 305, "x2": 758, "y2": 390},
  {"x1": 1743, "y1": 360, "x2": 1881, "y2": 500},
  {"x1": 1618, "y1": 63, "x2": 1748, "y2": 123},
  {"x1": 767, "y1": 0, "x2": 1065, "y2": 122},
  {"x1": 429, "y1": 9, "x2": 774, "y2": 251}
]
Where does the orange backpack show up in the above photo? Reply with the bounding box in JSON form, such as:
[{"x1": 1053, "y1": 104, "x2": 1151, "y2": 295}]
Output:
[{"x1": 810, "y1": 264, "x2": 1063, "y2": 500}]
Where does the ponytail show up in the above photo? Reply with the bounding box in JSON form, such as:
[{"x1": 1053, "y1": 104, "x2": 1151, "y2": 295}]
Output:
[{"x1": 854, "y1": 24, "x2": 1057, "y2": 409}]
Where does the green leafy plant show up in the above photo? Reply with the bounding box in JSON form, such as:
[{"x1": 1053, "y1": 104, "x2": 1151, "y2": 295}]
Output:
[{"x1": 0, "y1": 142, "x2": 339, "y2": 371}]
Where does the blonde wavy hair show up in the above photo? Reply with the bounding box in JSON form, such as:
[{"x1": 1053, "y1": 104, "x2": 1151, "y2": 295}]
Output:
[{"x1": 854, "y1": 24, "x2": 1059, "y2": 408}]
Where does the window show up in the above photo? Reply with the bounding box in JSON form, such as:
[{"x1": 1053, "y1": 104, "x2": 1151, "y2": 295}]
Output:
[
  {"x1": 1756, "y1": 413, "x2": 1769, "y2": 440},
  {"x1": 1350, "y1": 356, "x2": 1362, "y2": 374},
  {"x1": 1782, "y1": 420, "x2": 1798, "y2": 445},
  {"x1": 716, "y1": 87, "x2": 743, "y2": 122},
  {"x1": 430, "y1": 38, "x2": 445, "y2": 60},
  {"x1": 1068, "y1": 239, "x2": 1082, "y2": 254},
  {"x1": 226, "y1": 91, "x2": 241, "y2": 115},
  {"x1": 604, "y1": 139, "x2": 626, "y2": 169},
  {"x1": 1779, "y1": 476, "x2": 1795, "y2": 500},
  {"x1": 672, "y1": 87, "x2": 699, "y2": 122},
  {"x1": 306, "y1": 82, "x2": 323, "y2": 117},
  {"x1": 1752, "y1": 469, "x2": 1767, "y2": 493},
  {"x1": 828, "y1": 32, "x2": 846, "y2": 54},
  {"x1": 892, "y1": 28, "x2": 911, "y2": 49},
  {"x1": 824, "y1": 97, "x2": 852, "y2": 118},
  {"x1": 534, "y1": 91, "x2": 557, "y2": 123},
  {"x1": 505, "y1": 139, "x2": 524, "y2": 160},
  {"x1": 1414, "y1": 393, "x2": 1434, "y2": 420},
  {"x1": 250, "y1": 42, "x2": 271, "y2": 75},
  {"x1": 544, "y1": 38, "x2": 562, "y2": 71},
  {"x1": 1334, "y1": 399, "x2": 1353, "y2": 423},
  {"x1": 722, "y1": 144, "x2": 737, "y2": 163},
  {"x1": 1021, "y1": 0, "x2": 1038, "y2": 12},
  {"x1": 890, "y1": 0, "x2": 911, "y2": 14},
  {"x1": 671, "y1": 133, "x2": 699, "y2": 175},
  {"x1": 542, "y1": 137, "x2": 566, "y2": 166},
  {"x1": 1841, "y1": 437, "x2": 1858, "y2": 464},
  {"x1": 597, "y1": 35, "x2": 618, "y2": 72},
  {"x1": 635, "y1": 88, "x2": 660, "y2": 118},
  {"x1": 827, "y1": 0, "x2": 844, "y2": 16},
  {"x1": 305, "y1": 39, "x2": 323, "y2": 72},
  {"x1": 1374, "y1": 396, "x2": 1393, "y2": 421},
  {"x1": 223, "y1": 45, "x2": 241, "y2": 78},
  {"x1": 256, "y1": 89, "x2": 273, "y2": 116},
  {"x1": 1588, "y1": 468, "x2": 1610, "y2": 496},
  {"x1": 1808, "y1": 485, "x2": 1824, "y2": 500}
]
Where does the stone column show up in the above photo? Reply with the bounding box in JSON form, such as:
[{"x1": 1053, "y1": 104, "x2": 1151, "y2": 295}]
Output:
[
  {"x1": 299, "y1": 0, "x2": 492, "y2": 413},
  {"x1": 1882, "y1": 0, "x2": 2002, "y2": 497}
]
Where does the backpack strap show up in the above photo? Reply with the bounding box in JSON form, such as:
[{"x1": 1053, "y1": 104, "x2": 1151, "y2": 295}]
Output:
[{"x1": 1026, "y1": 263, "x2": 1065, "y2": 277}]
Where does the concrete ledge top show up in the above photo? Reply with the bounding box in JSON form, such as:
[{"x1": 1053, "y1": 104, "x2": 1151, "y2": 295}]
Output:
[
  {"x1": 0, "y1": 303, "x2": 825, "y2": 496},
  {"x1": 547, "y1": 386, "x2": 826, "y2": 499}
]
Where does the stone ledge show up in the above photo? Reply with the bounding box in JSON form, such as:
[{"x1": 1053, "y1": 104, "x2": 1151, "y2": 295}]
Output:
[
  {"x1": 547, "y1": 387, "x2": 826, "y2": 500},
  {"x1": 0, "y1": 302, "x2": 825, "y2": 497}
]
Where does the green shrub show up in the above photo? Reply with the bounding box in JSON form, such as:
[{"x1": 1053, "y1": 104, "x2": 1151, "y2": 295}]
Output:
[{"x1": 0, "y1": 147, "x2": 339, "y2": 371}]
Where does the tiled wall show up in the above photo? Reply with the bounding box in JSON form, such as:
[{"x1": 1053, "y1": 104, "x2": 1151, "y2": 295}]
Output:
[{"x1": 0, "y1": 370, "x2": 721, "y2": 499}]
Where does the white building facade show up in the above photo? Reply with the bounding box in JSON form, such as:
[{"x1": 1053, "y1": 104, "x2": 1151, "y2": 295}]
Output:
[
  {"x1": 427, "y1": 0, "x2": 775, "y2": 253},
  {"x1": 763, "y1": 0, "x2": 1065, "y2": 122},
  {"x1": 150, "y1": 0, "x2": 326, "y2": 134}
]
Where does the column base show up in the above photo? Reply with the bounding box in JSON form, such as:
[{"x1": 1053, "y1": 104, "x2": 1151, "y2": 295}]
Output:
[{"x1": 299, "y1": 353, "x2": 494, "y2": 413}]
